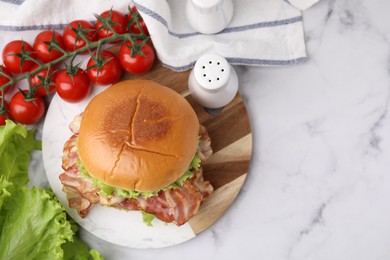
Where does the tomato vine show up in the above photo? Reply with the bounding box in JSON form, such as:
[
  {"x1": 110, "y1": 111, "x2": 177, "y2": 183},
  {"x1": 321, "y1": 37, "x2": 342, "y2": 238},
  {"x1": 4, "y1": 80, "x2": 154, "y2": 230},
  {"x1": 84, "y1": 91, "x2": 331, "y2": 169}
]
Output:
[{"x1": 0, "y1": 7, "x2": 154, "y2": 125}]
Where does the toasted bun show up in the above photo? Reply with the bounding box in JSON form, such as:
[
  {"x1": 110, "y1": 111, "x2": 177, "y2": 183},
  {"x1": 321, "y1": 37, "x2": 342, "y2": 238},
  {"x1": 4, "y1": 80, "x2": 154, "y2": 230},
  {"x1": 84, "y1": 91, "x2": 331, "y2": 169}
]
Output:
[{"x1": 77, "y1": 80, "x2": 199, "y2": 192}]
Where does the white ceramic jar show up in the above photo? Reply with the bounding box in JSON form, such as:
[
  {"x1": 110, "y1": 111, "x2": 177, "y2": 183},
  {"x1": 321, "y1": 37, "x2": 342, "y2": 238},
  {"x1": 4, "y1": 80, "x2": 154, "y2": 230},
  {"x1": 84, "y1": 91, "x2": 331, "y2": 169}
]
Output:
[
  {"x1": 186, "y1": 0, "x2": 234, "y2": 34},
  {"x1": 188, "y1": 53, "x2": 238, "y2": 111}
]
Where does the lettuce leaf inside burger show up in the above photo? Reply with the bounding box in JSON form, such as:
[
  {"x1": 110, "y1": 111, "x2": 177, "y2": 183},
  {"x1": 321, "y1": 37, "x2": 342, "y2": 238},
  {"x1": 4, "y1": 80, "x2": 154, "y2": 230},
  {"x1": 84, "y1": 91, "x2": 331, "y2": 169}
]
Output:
[{"x1": 60, "y1": 80, "x2": 213, "y2": 226}]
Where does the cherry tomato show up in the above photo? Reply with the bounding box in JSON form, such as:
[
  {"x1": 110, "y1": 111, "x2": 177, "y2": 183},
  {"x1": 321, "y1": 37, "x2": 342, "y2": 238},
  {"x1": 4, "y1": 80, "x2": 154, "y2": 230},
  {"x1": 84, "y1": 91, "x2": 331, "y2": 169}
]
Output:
[
  {"x1": 2, "y1": 40, "x2": 36, "y2": 74},
  {"x1": 87, "y1": 50, "x2": 122, "y2": 85},
  {"x1": 56, "y1": 68, "x2": 91, "y2": 103},
  {"x1": 128, "y1": 6, "x2": 149, "y2": 35},
  {"x1": 63, "y1": 20, "x2": 97, "y2": 52},
  {"x1": 0, "y1": 65, "x2": 14, "y2": 96},
  {"x1": 0, "y1": 99, "x2": 11, "y2": 126},
  {"x1": 9, "y1": 91, "x2": 45, "y2": 125},
  {"x1": 95, "y1": 10, "x2": 127, "y2": 40},
  {"x1": 33, "y1": 30, "x2": 65, "y2": 63},
  {"x1": 119, "y1": 40, "x2": 155, "y2": 75},
  {"x1": 0, "y1": 114, "x2": 6, "y2": 126},
  {"x1": 29, "y1": 64, "x2": 57, "y2": 96}
]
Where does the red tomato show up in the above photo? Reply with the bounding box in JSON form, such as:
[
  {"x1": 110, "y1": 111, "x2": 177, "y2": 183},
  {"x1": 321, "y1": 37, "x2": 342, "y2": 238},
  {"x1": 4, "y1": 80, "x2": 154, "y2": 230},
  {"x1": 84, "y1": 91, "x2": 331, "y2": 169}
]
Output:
[
  {"x1": 0, "y1": 65, "x2": 14, "y2": 96},
  {"x1": 128, "y1": 6, "x2": 149, "y2": 35},
  {"x1": 2, "y1": 40, "x2": 36, "y2": 74},
  {"x1": 29, "y1": 64, "x2": 57, "y2": 96},
  {"x1": 119, "y1": 40, "x2": 155, "y2": 75},
  {"x1": 95, "y1": 10, "x2": 127, "y2": 40},
  {"x1": 63, "y1": 20, "x2": 97, "y2": 52},
  {"x1": 0, "y1": 114, "x2": 6, "y2": 126},
  {"x1": 87, "y1": 50, "x2": 122, "y2": 85},
  {"x1": 56, "y1": 68, "x2": 91, "y2": 103},
  {"x1": 0, "y1": 99, "x2": 11, "y2": 126},
  {"x1": 9, "y1": 91, "x2": 45, "y2": 125},
  {"x1": 33, "y1": 30, "x2": 65, "y2": 63}
]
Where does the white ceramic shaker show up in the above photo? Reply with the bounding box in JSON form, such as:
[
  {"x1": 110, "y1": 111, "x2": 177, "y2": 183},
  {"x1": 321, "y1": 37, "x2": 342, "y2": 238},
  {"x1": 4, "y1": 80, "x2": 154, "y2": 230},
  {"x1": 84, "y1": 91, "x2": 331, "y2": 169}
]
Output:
[
  {"x1": 186, "y1": 0, "x2": 234, "y2": 34},
  {"x1": 188, "y1": 53, "x2": 238, "y2": 114}
]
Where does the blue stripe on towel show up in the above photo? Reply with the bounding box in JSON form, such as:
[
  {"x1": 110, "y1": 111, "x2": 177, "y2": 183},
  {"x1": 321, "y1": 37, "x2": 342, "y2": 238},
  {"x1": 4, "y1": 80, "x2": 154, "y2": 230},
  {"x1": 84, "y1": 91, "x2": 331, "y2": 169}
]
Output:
[
  {"x1": 161, "y1": 57, "x2": 307, "y2": 72},
  {"x1": 221, "y1": 16, "x2": 302, "y2": 34},
  {"x1": 0, "y1": 19, "x2": 95, "y2": 31},
  {"x1": 134, "y1": 2, "x2": 303, "y2": 39},
  {"x1": 0, "y1": 23, "x2": 68, "y2": 31},
  {"x1": 0, "y1": 0, "x2": 25, "y2": 5},
  {"x1": 227, "y1": 57, "x2": 307, "y2": 66}
]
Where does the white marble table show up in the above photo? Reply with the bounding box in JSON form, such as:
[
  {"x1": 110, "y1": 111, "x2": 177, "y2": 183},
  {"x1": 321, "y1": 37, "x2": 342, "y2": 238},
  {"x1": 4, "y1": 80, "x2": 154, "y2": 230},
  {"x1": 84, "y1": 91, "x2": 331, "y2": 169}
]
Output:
[{"x1": 27, "y1": 1, "x2": 390, "y2": 259}]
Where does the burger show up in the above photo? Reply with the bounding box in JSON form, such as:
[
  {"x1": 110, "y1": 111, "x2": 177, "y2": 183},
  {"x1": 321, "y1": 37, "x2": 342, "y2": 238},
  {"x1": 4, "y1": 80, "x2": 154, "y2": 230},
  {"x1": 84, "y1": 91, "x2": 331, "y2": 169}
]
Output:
[{"x1": 59, "y1": 80, "x2": 213, "y2": 226}]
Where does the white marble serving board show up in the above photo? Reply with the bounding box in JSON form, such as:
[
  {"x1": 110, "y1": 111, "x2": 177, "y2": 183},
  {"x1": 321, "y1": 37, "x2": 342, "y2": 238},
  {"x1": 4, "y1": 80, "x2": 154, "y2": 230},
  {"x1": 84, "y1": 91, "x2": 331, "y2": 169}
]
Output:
[{"x1": 42, "y1": 87, "x2": 196, "y2": 249}]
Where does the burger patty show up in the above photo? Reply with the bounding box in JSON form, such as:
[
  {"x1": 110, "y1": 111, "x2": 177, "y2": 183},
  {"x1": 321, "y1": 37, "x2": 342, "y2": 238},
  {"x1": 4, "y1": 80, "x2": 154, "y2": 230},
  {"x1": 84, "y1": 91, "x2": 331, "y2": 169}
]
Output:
[{"x1": 60, "y1": 114, "x2": 213, "y2": 226}]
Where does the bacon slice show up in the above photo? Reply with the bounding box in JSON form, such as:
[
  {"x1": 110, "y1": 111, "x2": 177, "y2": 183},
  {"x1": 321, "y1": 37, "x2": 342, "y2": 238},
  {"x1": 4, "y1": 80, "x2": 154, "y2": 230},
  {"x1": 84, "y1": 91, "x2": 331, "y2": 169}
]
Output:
[
  {"x1": 69, "y1": 113, "x2": 82, "y2": 134},
  {"x1": 190, "y1": 167, "x2": 213, "y2": 199},
  {"x1": 59, "y1": 114, "x2": 213, "y2": 225},
  {"x1": 59, "y1": 134, "x2": 99, "y2": 217},
  {"x1": 102, "y1": 168, "x2": 213, "y2": 226},
  {"x1": 198, "y1": 125, "x2": 213, "y2": 162}
]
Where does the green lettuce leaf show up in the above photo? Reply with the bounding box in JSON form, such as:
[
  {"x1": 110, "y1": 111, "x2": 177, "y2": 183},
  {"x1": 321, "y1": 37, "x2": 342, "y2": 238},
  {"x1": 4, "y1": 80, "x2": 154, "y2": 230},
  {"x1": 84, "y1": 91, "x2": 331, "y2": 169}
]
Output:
[
  {"x1": 0, "y1": 120, "x2": 41, "y2": 187},
  {"x1": 77, "y1": 154, "x2": 201, "y2": 199},
  {"x1": 166, "y1": 170, "x2": 194, "y2": 190},
  {"x1": 0, "y1": 177, "x2": 13, "y2": 233},
  {"x1": 190, "y1": 155, "x2": 201, "y2": 170},
  {"x1": 0, "y1": 176, "x2": 12, "y2": 210},
  {"x1": 89, "y1": 250, "x2": 104, "y2": 260},
  {"x1": 62, "y1": 236, "x2": 104, "y2": 260},
  {"x1": 141, "y1": 211, "x2": 156, "y2": 227},
  {"x1": 0, "y1": 187, "x2": 74, "y2": 260},
  {"x1": 0, "y1": 121, "x2": 104, "y2": 260}
]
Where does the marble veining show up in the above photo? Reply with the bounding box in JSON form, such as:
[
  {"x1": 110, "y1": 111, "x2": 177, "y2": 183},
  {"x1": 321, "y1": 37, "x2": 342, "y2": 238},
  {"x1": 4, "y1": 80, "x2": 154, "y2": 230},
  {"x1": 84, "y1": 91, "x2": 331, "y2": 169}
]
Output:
[{"x1": 8, "y1": 0, "x2": 390, "y2": 259}]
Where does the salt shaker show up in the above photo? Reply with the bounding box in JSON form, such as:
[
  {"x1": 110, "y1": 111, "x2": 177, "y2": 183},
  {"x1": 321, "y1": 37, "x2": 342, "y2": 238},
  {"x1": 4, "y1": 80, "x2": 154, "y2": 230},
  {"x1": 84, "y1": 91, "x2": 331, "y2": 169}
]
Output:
[
  {"x1": 186, "y1": 0, "x2": 234, "y2": 34},
  {"x1": 188, "y1": 53, "x2": 238, "y2": 113}
]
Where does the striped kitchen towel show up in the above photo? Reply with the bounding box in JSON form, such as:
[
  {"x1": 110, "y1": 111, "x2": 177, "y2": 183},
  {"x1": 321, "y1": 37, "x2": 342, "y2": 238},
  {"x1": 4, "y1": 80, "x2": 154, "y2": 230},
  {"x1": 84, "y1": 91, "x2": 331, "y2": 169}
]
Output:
[
  {"x1": 133, "y1": 0, "x2": 319, "y2": 71},
  {"x1": 0, "y1": 0, "x2": 130, "y2": 56}
]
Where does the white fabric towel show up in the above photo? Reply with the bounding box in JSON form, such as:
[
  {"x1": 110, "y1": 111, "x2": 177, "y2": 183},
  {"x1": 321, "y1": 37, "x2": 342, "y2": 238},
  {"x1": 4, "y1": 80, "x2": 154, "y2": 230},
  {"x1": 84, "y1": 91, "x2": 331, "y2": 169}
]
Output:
[
  {"x1": 0, "y1": 0, "x2": 319, "y2": 71},
  {"x1": 0, "y1": 0, "x2": 130, "y2": 59},
  {"x1": 133, "y1": 0, "x2": 319, "y2": 71}
]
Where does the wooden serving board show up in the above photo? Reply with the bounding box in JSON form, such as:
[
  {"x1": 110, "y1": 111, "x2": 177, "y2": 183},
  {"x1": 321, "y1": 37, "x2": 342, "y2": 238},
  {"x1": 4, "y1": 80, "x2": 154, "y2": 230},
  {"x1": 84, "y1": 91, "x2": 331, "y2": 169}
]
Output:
[
  {"x1": 43, "y1": 46, "x2": 252, "y2": 248},
  {"x1": 121, "y1": 61, "x2": 252, "y2": 235}
]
